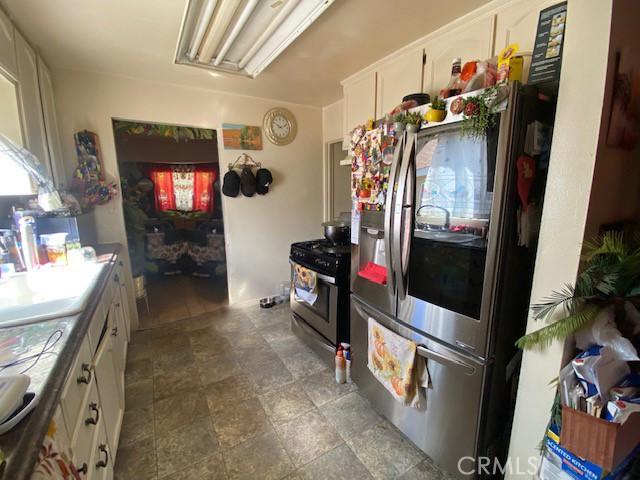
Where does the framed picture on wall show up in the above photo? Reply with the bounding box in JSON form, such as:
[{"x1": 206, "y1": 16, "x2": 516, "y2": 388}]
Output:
[{"x1": 222, "y1": 123, "x2": 263, "y2": 150}]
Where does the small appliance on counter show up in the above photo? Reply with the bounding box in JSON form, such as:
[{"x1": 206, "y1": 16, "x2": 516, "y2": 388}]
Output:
[{"x1": 289, "y1": 219, "x2": 351, "y2": 365}]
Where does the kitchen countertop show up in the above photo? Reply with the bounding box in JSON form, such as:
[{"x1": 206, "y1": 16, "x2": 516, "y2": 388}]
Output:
[{"x1": 0, "y1": 244, "x2": 122, "y2": 480}]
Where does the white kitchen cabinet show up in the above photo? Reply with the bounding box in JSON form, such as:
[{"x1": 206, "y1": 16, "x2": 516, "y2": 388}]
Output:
[
  {"x1": 494, "y1": 0, "x2": 559, "y2": 55},
  {"x1": 93, "y1": 323, "x2": 124, "y2": 458},
  {"x1": 37, "y1": 57, "x2": 65, "y2": 188},
  {"x1": 421, "y1": 15, "x2": 495, "y2": 98},
  {"x1": 0, "y1": 7, "x2": 16, "y2": 78},
  {"x1": 375, "y1": 48, "x2": 424, "y2": 118},
  {"x1": 14, "y1": 30, "x2": 51, "y2": 178},
  {"x1": 342, "y1": 71, "x2": 376, "y2": 142}
]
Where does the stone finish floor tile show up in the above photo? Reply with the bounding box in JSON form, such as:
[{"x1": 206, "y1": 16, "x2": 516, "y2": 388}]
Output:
[
  {"x1": 319, "y1": 392, "x2": 383, "y2": 441},
  {"x1": 158, "y1": 452, "x2": 227, "y2": 480},
  {"x1": 300, "y1": 370, "x2": 357, "y2": 407},
  {"x1": 119, "y1": 405, "x2": 154, "y2": 447},
  {"x1": 222, "y1": 429, "x2": 294, "y2": 480},
  {"x1": 275, "y1": 409, "x2": 343, "y2": 467},
  {"x1": 125, "y1": 378, "x2": 154, "y2": 411},
  {"x1": 211, "y1": 397, "x2": 270, "y2": 448},
  {"x1": 118, "y1": 302, "x2": 434, "y2": 480},
  {"x1": 347, "y1": 422, "x2": 425, "y2": 479},
  {"x1": 155, "y1": 420, "x2": 219, "y2": 478},
  {"x1": 154, "y1": 390, "x2": 209, "y2": 435},
  {"x1": 298, "y1": 444, "x2": 373, "y2": 480},
  {"x1": 258, "y1": 382, "x2": 315, "y2": 425},
  {"x1": 204, "y1": 374, "x2": 255, "y2": 414},
  {"x1": 114, "y1": 436, "x2": 157, "y2": 480}
]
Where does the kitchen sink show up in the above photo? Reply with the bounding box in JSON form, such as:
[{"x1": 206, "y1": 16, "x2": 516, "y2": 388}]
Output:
[
  {"x1": 415, "y1": 230, "x2": 480, "y2": 243},
  {"x1": 0, "y1": 263, "x2": 105, "y2": 328}
]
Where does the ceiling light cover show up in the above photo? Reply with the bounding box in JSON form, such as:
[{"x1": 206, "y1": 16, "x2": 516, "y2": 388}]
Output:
[{"x1": 176, "y1": 0, "x2": 335, "y2": 78}]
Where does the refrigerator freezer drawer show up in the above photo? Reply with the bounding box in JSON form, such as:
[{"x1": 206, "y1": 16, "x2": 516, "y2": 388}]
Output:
[{"x1": 350, "y1": 295, "x2": 484, "y2": 479}]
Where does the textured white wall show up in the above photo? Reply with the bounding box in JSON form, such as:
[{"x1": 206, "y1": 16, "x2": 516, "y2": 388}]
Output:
[{"x1": 52, "y1": 68, "x2": 323, "y2": 326}]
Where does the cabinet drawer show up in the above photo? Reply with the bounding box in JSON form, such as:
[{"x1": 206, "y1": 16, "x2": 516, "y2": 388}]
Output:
[
  {"x1": 60, "y1": 335, "x2": 92, "y2": 434},
  {"x1": 71, "y1": 380, "x2": 101, "y2": 479}
]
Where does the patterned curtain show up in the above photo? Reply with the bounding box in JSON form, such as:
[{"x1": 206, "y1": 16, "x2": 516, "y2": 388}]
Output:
[
  {"x1": 193, "y1": 166, "x2": 216, "y2": 214},
  {"x1": 172, "y1": 167, "x2": 195, "y2": 211},
  {"x1": 149, "y1": 165, "x2": 216, "y2": 213},
  {"x1": 149, "y1": 166, "x2": 176, "y2": 212}
]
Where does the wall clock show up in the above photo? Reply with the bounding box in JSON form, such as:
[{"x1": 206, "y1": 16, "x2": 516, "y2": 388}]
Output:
[{"x1": 263, "y1": 108, "x2": 297, "y2": 146}]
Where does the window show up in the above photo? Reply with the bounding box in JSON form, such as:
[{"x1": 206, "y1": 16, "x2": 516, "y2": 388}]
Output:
[
  {"x1": 148, "y1": 165, "x2": 216, "y2": 214},
  {"x1": 0, "y1": 74, "x2": 34, "y2": 195}
]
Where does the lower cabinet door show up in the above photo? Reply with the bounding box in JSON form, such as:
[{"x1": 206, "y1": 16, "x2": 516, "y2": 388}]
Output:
[
  {"x1": 93, "y1": 329, "x2": 124, "y2": 458},
  {"x1": 92, "y1": 420, "x2": 114, "y2": 480}
]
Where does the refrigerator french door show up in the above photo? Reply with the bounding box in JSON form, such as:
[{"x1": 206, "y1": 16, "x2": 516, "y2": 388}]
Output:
[{"x1": 351, "y1": 85, "x2": 523, "y2": 479}]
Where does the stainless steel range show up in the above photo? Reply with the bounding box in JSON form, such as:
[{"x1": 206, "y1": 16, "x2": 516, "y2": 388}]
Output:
[{"x1": 289, "y1": 239, "x2": 350, "y2": 362}]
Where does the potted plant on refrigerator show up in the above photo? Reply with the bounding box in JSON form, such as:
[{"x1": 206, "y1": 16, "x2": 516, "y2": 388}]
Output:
[
  {"x1": 425, "y1": 96, "x2": 447, "y2": 123},
  {"x1": 405, "y1": 111, "x2": 424, "y2": 133},
  {"x1": 393, "y1": 113, "x2": 406, "y2": 133}
]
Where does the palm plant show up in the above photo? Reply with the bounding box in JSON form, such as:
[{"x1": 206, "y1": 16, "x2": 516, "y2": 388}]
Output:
[{"x1": 516, "y1": 231, "x2": 640, "y2": 350}]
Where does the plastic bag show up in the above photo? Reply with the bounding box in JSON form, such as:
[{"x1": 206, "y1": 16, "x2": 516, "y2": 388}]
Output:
[
  {"x1": 572, "y1": 345, "x2": 630, "y2": 402},
  {"x1": 575, "y1": 305, "x2": 640, "y2": 361}
]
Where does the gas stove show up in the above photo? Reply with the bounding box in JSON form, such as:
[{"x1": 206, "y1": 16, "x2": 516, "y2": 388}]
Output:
[{"x1": 289, "y1": 239, "x2": 350, "y2": 280}]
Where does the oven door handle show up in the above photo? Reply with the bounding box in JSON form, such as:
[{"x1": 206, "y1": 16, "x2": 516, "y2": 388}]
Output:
[
  {"x1": 289, "y1": 260, "x2": 336, "y2": 285},
  {"x1": 416, "y1": 345, "x2": 476, "y2": 375}
]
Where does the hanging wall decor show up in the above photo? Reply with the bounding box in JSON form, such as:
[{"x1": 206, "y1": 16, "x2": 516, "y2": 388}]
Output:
[
  {"x1": 223, "y1": 153, "x2": 273, "y2": 198},
  {"x1": 222, "y1": 124, "x2": 263, "y2": 150},
  {"x1": 71, "y1": 130, "x2": 118, "y2": 208}
]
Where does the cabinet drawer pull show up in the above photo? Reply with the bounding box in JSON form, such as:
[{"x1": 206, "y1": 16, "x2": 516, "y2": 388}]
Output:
[
  {"x1": 114, "y1": 274, "x2": 119, "y2": 282},
  {"x1": 76, "y1": 364, "x2": 92, "y2": 385},
  {"x1": 76, "y1": 462, "x2": 88, "y2": 475},
  {"x1": 96, "y1": 444, "x2": 109, "y2": 469},
  {"x1": 118, "y1": 260, "x2": 123, "y2": 266},
  {"x1": 85, "y1": 402, "x2": 100, "y2": 425},
  {"x1": 111, "y1": 326, "x2": 118, "y2": 337}
]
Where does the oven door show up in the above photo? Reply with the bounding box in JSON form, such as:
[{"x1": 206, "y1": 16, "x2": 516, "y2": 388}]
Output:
[{"x1": 290, "y1": 262, "x2": 338, "y2": 345}]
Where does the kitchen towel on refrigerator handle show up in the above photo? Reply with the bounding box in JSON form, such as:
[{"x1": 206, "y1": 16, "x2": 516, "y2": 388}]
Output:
[
  {"x1": 293, "y1": 263, "x2": 318, "y2": 305},
  {"x1": 367, "y1": 317, "x2": 430, "y2": 408}
]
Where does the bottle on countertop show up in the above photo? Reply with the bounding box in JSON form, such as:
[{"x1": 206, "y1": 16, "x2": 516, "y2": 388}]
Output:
[{"x1": 335, "y1": 350, "x2": 346, "y2": 384}]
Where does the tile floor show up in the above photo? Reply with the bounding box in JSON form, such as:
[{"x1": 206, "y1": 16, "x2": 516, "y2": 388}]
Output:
[
  {"x1": 116, "y1": 303, "x2": 451, "y2": 480},
  {"x1": 138, "y1": 275, "x2": 228, "y2": 329}
]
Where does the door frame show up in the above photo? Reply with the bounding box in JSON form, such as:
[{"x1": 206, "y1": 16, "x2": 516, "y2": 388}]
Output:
[{"x1": 323, "y1": 138, "x2": 350, "y2": 221}]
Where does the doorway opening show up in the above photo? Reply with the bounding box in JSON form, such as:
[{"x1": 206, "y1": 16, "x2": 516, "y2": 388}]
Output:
[
  {"x1": 325, "y1": 139, "x2": 350, "y2": 221},
  {"x1": 113, "y1": 120, "x2": 227, "y2": 329}
]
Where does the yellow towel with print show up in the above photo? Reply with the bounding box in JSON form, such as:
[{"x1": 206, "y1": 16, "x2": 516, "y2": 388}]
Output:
[{"x1": 367, "y1": 317, "x2": 430, "y2": 408}]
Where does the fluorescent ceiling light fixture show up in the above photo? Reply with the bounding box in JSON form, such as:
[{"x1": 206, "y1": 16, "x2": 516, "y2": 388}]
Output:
[{"x1": 176, "y1": 0, "x2": 335, "y2": 78}]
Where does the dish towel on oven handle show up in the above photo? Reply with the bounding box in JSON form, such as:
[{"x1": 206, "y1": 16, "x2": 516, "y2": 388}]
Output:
[
  {"x1": 367, "y1": 317, "x2": 430, "y2": 408},
  {"x1": 293, "y1": 263, "x2": 318, "y2": 305}
]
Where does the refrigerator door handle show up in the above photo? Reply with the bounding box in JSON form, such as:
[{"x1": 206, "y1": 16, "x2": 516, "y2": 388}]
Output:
[
  {"x1": 416, "y1": 345, "x2": 476, "y2": 375},
  {"x1": 384, "y1": 133, "x2": 405, "y2": 296},
  {"x1": 392, "y1": 132, "x2": 416, "y2": 300}
]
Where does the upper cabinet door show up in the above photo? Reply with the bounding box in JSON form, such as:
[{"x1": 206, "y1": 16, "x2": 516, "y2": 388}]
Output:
[
  {"x1": 422, "y1": 16, "x2": 495, "y2": 98},
  {"x1": 38, "y1": 57, "x2": 65, "y2": 187},
  {"x1": 0, "y1": 8, "x2": 17, "y2": 78},
  {"x1": 494, "y1": 0, "x2": 559, "y2": 55},
  {"x1": 15, "y1": 31, "x2": 51, "y2": 178},
  {"x1": 343, "y1": 71, "x2": 377, "y2": 139},
  {"x1": 376, "y1": 48, "x2": 424, "y2": 118}
]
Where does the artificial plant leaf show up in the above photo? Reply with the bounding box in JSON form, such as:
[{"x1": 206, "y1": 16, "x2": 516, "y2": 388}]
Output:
[{"x1": 516, "y1": 304, "x2": 599, "y2": 350}]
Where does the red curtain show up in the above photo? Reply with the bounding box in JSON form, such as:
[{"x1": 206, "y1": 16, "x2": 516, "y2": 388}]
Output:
[
  {"x1": 193, "y1": 166, "x2": 216, "y2": 214},
  {"x1": 149, "y1": 166, "x2": 176, "y2": 212}
]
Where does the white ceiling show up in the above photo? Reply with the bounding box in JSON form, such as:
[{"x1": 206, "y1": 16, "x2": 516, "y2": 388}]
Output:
[{"x1": 1, "y1": 0, "x2": 489, "y2": 107}]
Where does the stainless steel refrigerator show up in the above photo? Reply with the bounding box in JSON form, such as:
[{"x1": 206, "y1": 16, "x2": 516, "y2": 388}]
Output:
[{"x1": 350, "y1": 84, "x2": 555, "y2": 479}]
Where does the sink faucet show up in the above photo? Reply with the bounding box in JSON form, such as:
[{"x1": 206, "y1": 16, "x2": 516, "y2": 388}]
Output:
[{"x1": 416, "y1": 204, "x2": 450, "y2": 231}]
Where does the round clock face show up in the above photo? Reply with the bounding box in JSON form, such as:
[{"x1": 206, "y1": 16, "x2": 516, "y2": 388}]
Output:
[{"x1": 264, "y1": 108, "x2": 297, "y2": 145}]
